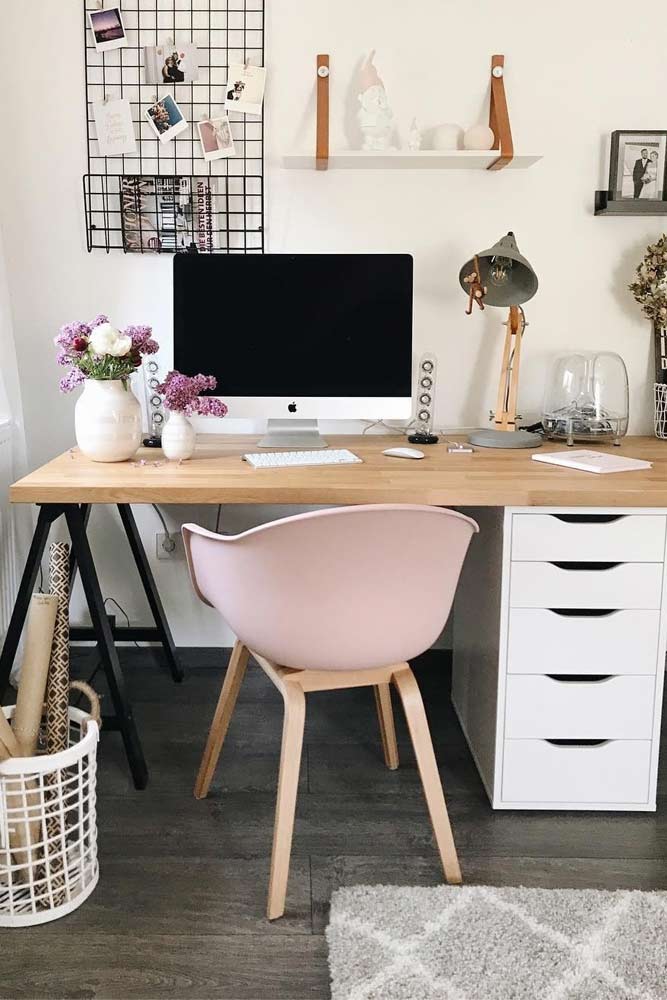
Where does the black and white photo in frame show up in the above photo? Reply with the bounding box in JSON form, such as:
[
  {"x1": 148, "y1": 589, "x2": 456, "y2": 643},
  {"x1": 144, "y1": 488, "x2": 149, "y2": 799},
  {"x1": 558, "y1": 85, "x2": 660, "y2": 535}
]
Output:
[
  {"x1": 88, "y1": 6, "x2": 128, "y2": 53},
  {"x1": 609, "y1": 131, "x2": 667, "y2": 201}
]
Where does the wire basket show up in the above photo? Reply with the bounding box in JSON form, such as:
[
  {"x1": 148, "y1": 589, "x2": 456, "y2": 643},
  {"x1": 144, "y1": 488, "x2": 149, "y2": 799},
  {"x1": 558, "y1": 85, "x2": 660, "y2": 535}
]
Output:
[
  {"x1": 655, "y1": 383, "x2": 667, "y2": 439},
  {"x1": 0, "y1": 706, "x2": 99, "y2": 927}
]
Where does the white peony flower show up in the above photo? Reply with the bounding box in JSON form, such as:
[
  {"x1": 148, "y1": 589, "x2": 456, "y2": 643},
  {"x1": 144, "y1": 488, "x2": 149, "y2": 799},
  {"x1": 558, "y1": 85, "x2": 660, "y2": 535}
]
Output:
[{"x1": 88, "y1": 322, "x2": 132, "y2": 358}]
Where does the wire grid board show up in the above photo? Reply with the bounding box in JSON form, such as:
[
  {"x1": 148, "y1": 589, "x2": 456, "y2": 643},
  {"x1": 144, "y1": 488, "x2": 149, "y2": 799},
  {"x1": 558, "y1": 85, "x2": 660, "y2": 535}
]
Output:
[{"x1": 83, "y1": 0, "x2": 264, "y2": 253}]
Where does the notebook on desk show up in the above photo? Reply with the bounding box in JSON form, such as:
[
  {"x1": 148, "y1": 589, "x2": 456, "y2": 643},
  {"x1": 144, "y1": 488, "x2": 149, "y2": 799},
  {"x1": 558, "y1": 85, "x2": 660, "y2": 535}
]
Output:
[{"x1": 532, "y1": 449, "x2": 653, "y2": 474}]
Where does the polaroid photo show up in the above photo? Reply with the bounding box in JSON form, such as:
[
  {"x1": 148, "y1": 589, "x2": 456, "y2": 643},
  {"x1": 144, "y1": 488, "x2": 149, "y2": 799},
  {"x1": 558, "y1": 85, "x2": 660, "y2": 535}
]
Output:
[
  {"x1": 225, "y1": 63, "x2": 266, "y2": 116},
  {"x1": 609, "y1": 130, "x2": 667, "y2": 201},
  {"x1": 88, "y1": 6, "x2": 128, "y2": 53},
  {"x1": 145, "y1": 94, "x2": 189, "y2": 144},
  {"x1": 198, "y1": 116, "x2": 236, "y2": 161},
  {"x1": 93, "y1": 98, "x2": 137, "y2": 157},
  {"x1": 144, "y1": 42, "x2": 200, "y2": 86}
]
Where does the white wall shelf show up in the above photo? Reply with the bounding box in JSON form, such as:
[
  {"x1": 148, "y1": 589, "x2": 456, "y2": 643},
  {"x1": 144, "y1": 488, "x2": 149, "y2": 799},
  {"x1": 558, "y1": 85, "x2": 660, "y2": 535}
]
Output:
[{"x1": 282, "y1": 150, "x2": 543, "y2": 171}]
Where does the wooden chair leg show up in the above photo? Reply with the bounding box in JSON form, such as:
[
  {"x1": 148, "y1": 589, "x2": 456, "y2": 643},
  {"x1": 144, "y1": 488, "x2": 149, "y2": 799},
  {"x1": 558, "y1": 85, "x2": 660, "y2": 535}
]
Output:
[
  {"x1": 267, "y1": 680, "x2": 306, "y2": 920},
  {"x1": 374, "y1": 683, "x2": 399, "y2": 770},
  {"x1": 194, "y1": 640, "x2": 249, "y2": 800},
  {"x1": 392, "y1": 666, "x2": 462, "y2": 885}
]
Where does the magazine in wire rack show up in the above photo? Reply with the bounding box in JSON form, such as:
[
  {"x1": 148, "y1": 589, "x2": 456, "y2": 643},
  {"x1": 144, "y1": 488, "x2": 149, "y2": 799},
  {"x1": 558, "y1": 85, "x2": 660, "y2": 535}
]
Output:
[{"x1": 120, "y1": 176, "x2": 217, "y2": 253}]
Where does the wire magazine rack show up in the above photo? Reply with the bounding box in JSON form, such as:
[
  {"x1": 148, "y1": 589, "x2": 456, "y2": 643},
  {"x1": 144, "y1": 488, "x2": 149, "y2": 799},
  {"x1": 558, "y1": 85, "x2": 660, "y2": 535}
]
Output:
[{"x1": 83, "y1": 0, "x2": 265, "y2": 253}]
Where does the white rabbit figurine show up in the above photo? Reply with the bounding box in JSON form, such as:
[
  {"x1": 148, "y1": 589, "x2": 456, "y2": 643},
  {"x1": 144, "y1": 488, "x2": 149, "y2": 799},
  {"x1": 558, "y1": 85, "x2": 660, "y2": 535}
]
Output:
[{"x1": 357, "y1": 51, "x2": 394, "y2": 151}]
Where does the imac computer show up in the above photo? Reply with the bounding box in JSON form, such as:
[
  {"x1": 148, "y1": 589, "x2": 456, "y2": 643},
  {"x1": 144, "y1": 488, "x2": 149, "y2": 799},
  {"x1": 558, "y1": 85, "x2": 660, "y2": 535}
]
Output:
[{"x1": 173, "y1": 253, "x2": 414, "y2": 448}]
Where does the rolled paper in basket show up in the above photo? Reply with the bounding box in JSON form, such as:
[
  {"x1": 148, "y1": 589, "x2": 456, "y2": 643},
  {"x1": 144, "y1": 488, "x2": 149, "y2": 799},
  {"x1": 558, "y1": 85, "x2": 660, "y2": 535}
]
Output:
[
  {"x1": 0, "y1": 707, "x2": 21, "y2": 758},
  {"x1": 44, "y1": 542, "x2": 71, "y2": 907},
  {"x1": 45, "y1": 545, "x2": 71, "y2": 756},
  {"x1": 13, "y1": 594, "x2": 58, "y2": 756}
]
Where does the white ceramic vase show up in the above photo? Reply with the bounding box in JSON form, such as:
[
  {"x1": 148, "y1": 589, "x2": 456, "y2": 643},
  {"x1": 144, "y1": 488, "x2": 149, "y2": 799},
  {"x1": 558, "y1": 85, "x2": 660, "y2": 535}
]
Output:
[
  {"x1": 161, "y1": 411, "x2": 196, "y2": 461},
  {"x1": 74, "y1": 379, "x2": 142, "y2": 463}
]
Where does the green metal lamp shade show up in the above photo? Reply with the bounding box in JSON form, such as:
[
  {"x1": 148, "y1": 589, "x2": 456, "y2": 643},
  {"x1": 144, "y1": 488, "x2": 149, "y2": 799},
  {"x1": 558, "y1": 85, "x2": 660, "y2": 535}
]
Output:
[{"x1": 458, "y1": 231, "x2": 538, "y2": 308}]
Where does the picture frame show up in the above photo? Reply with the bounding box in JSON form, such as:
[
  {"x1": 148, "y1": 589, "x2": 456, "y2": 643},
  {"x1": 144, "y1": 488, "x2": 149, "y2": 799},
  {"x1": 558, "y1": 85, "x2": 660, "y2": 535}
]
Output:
[
  {"x1": 145, "y1": 94, "x2": 188, "y2": 144},
  {"x1": 608, "y1": 130, "x2": 667, "y2": 202},
  {"x1": 197, "y1": 116, "x2": 236, "y2": 161}
]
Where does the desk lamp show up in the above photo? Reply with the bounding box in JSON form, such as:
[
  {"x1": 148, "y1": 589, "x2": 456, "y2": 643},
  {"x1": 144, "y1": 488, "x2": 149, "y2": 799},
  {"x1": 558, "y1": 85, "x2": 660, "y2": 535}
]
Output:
[{"x1": 459, "y1": 232, "x2": 540, "y2": 449}]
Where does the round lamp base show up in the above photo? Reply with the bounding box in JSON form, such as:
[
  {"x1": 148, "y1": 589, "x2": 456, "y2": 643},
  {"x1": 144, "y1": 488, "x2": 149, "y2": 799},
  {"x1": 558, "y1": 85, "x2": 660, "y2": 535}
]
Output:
[{"x1": 468, "y1": 429, "x2": 542, "y2": 450}]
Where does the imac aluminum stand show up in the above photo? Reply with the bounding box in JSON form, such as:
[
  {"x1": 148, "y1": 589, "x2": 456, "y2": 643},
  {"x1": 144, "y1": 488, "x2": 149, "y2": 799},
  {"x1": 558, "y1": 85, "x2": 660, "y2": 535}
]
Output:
[{"x1": 257, "y1": 420, "x2": 329, "y2": 450}]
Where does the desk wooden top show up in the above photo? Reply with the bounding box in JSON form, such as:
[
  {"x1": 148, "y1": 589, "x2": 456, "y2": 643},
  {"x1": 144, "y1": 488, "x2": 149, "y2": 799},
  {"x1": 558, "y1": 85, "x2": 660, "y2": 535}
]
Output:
[{"x1": 10, "y1": 435, "x2": 667, "y2": 507}]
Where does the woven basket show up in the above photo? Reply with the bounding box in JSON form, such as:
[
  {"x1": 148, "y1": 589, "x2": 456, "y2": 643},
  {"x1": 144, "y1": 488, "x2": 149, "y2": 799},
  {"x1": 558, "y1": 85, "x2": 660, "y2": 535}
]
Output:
[
  {"x1": 0, "y1": 706, "x2": 99, "y2": 927},
  {"x1": 655, "y1": 383, "x2": 667, "y2": 439}
]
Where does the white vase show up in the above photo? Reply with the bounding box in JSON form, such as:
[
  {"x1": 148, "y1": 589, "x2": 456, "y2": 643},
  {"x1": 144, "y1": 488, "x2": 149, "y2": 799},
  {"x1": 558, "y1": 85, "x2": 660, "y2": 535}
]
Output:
[
  {"x1": 74, "y1": 379, "x2": 142, "y2": 463},
  {"x1": 161, "y1": 411, "x2": 196, "y2": 460}
]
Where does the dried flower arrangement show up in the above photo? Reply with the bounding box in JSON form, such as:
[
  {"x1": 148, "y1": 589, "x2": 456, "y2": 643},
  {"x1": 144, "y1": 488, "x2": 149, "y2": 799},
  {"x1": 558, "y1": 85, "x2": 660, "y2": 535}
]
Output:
[
  {"x1": 55, "y1": 315, "x2": 159, "y2": 392},
  {"x1": 629, "y1": 235, "x2": 667, "y2": 325},
  {"x1": 157, "y1": 371, "x2": 228, "y2": 417}
]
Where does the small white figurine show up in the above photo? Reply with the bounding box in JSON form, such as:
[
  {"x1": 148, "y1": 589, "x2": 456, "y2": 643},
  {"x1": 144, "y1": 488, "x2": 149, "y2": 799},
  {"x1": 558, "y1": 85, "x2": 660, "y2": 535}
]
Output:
[
  {"x1": 407, "y1": 118, "x2": 422, "y2": 151},
  {"x1": 357, "y1": 51, "x2": 394, "y2": 151}
]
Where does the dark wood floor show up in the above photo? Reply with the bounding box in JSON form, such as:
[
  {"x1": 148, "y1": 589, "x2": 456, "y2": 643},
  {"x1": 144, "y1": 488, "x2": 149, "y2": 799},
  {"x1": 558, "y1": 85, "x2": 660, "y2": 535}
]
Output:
[{"x1": 4, "y1": 649, "x2": 667, "y2": 1000}]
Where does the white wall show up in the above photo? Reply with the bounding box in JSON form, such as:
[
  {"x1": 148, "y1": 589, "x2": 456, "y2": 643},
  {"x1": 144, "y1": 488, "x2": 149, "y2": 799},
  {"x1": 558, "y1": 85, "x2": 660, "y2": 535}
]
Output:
[{"x1": 0, "y1": 0, "x2": 665, "y2": 644}]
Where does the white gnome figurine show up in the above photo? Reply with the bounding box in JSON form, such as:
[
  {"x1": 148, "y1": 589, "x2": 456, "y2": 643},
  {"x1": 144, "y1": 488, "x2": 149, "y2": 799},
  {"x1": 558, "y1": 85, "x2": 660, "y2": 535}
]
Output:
[{"x1": 357, "y1": 51, "x2": 394, "y2": 151}]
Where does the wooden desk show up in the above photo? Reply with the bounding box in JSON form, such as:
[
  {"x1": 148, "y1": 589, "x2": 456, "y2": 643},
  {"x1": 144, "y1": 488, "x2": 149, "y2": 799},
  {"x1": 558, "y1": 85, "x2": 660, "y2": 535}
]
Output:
[
  {"x1": 4, "y1": 434, "x2": 666, "y2": 791},
  {"x1": 10, "y1": 435, "x2": 667, "y2": 507}
]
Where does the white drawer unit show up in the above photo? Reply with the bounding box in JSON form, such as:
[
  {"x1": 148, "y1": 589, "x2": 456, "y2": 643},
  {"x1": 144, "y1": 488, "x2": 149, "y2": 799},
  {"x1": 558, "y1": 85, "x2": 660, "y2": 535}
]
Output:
[
  {"x1": 511, "y1": 513, "x2": 666, "y2": 563},
  {"x1": 507, "y1": 608, "x2": 661, "y2": 675},
  {"x1": 505, "y1": 675, "x2": 656, "y2": 740},
  {"x1": 452, "y1": 506, "x2": 667, "y2": 812},
  {"x1": 502, "y1": 739, "x2": 653, "y2": 807},
  {"x1": 509, "y1": 562, "x2": 663, "y2": 610}
]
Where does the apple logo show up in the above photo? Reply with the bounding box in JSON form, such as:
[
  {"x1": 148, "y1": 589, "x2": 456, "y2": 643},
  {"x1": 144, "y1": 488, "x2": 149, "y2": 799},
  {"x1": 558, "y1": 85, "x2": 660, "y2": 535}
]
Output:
[{"x1": 288, "y1": 402, "x2": 297, "y2": 413}]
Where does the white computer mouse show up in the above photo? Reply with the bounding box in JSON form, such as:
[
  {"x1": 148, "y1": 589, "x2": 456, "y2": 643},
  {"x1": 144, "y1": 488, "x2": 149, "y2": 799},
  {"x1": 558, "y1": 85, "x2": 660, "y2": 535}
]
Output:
[{"x1": 382, "y1": 447, "x2": 425, "y2": 460}]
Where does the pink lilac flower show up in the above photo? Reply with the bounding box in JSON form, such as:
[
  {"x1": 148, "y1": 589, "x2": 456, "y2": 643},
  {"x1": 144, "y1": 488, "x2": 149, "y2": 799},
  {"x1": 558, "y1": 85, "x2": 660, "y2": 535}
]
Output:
[
  {"x1": 59, "y1": 368, "x2": 86, "y2": 393},
  {"x1": 158, "y1": 371, "x2": 228, "y2": 418},
  {"x1": 90, "y1": 314, "x2": 109, "y2": 329}
]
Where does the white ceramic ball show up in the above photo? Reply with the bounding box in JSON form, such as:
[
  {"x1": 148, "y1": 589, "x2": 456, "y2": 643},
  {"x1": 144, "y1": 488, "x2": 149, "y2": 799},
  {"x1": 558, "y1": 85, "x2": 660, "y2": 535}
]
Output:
[
  {"x1": 431, "y1": 124, "x2": 463, "y2": 151},
  {"x1": 463, "y1": 125, "x2": 495, "y2": 151}
]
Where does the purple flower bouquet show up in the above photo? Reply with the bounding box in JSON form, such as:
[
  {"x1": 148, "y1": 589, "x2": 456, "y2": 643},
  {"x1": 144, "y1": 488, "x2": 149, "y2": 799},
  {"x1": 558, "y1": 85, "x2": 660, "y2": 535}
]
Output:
[
  {"x1": 55, "y1": 315, "x2": 159, "y2": 392},
  {"x1": 157, "y1": 372, "x2": 228, "y2": 418}
]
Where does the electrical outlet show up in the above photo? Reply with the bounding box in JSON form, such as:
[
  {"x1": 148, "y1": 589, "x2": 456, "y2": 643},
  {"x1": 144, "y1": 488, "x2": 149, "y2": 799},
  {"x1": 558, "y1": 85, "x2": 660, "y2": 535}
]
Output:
[{"x1": 156, "y1": 532, "x2": 183, "y2": 560}]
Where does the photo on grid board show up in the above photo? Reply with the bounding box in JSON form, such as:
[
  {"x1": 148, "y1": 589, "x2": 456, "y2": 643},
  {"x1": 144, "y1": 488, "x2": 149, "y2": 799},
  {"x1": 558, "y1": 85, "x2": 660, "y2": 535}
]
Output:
[
  {"x1": 225, "y1": 63, "x2": 266, "y2": 116},
  {"x1": 198, "y1": 116, "x2": 236, "y2": 161},
  {"x1": 144, "y1": 43, "x2": 200, "y2": 85},
  {"x1": 88, "y1": 6, "x2": 128, "y2": 53},
  {"x1": 144, "y1": 94, "x2": 189, "y2": 144}
]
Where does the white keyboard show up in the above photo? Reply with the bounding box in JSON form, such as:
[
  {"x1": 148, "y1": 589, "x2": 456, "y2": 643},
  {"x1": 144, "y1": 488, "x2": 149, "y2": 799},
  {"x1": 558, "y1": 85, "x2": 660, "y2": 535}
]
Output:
[{"x1": 243, "y1": 449, "x2": 363, "y2": 469}]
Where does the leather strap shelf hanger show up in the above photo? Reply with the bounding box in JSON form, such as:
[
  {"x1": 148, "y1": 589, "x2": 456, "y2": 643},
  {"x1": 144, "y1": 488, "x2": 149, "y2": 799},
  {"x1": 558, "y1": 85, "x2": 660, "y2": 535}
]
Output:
[
  {"x1": 488, "y1": 54, "x2": 514, "y2": 170},
  {"x1": 316, "y1": 54, "x2": 330, "y2": 170}
]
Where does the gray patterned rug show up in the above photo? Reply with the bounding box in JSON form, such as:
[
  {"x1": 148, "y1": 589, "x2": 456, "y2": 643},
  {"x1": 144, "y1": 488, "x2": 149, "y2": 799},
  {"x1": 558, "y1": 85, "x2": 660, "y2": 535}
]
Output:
[{"x1": 326, "y1": 885, "x2": 667, "y2": 1000}]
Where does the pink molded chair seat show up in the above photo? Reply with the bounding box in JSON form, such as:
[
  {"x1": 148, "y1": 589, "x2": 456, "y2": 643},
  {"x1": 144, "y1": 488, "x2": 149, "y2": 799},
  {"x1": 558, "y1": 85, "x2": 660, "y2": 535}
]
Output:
[
  {"x1": 183, "y1": 504, "x2": 479, "y2": 919},
  {"x1": 183, "y1": 504, "x2": 478, "y2": 672}
]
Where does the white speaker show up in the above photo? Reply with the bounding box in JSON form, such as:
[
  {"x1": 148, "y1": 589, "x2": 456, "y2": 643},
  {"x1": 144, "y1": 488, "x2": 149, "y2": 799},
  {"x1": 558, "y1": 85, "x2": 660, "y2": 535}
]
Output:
[
  {"x1": 409, "y1": 353, "x2": 439, "y2": 444},
  {"x1": 143, "y1": 360, "x2": 166, "y2": 447}
]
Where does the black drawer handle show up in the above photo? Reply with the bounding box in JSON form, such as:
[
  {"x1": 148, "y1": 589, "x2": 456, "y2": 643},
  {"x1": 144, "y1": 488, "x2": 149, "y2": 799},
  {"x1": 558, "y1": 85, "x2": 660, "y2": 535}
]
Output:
[
  {"x1": 551, "y1": 562, "x2": 621, "y2": 571},
  {"x1": 549, "y1": 608, "x2": 619, "y2": 618},
  {"x1": 552, "y1": 514, "x2": 624, "y2": 525},
  {"x1": 546, "y1": 674, "x2": 613, "y2": 683},
  {"x1": 546, "y1": 739, "x2": 611, "y2": 748}
]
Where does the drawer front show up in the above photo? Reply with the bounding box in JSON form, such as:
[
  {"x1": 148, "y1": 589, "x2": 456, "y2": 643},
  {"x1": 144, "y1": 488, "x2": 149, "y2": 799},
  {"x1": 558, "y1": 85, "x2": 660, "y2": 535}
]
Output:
[
  {"x1": 505, "y1": 675, "x2": 655, "y2": 739},
  {"x1": 511, "y1": 513, "x2": 666, "y2": 563},
  {"x1": 507, "y1": 608, "x2": 661, "y2": 675},
  {"x1": 502, "y1": 739, "x2": 652, "y2": 804},
  {"x1": 509, "y1": 562, "x2": 664, "y2": 610}
]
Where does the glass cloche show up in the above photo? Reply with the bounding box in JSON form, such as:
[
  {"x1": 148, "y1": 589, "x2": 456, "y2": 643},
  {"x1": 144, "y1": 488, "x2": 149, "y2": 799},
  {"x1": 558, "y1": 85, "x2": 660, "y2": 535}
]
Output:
[{"x1": 542, "y1": 352, "x2": 629, "y2": 446}]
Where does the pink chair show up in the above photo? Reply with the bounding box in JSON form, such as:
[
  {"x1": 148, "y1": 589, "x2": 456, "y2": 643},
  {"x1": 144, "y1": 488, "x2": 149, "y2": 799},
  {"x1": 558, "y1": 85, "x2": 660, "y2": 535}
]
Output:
[{"x1": 183, "y1": 504, "x2": 479, "y2": 919}]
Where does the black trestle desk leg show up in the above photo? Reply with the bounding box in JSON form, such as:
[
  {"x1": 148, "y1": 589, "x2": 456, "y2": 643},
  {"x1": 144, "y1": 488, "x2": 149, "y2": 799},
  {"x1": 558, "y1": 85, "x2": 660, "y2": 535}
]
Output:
[
  {"x1": 0, "y1": 504, "x2": 62, "y2": 698},
  {"x1": 117, "y1": 503, "x2": 184, "y2": 684},
  {"x1": 68, "y1": 503, "x2": 91, "y2": 592},
  {"x1": 65, "y1": 504, "x2": 148, "y2": 790}
]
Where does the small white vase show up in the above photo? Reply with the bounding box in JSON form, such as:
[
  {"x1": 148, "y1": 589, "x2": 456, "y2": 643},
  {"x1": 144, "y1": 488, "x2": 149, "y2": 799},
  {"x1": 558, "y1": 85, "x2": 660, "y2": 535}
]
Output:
[
  {"x1": 75, "y1": 379, "x2": 142, "y2": 463},
  {"x1": 161, "y1": 411, "x2": 196, "y2": 461}
]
